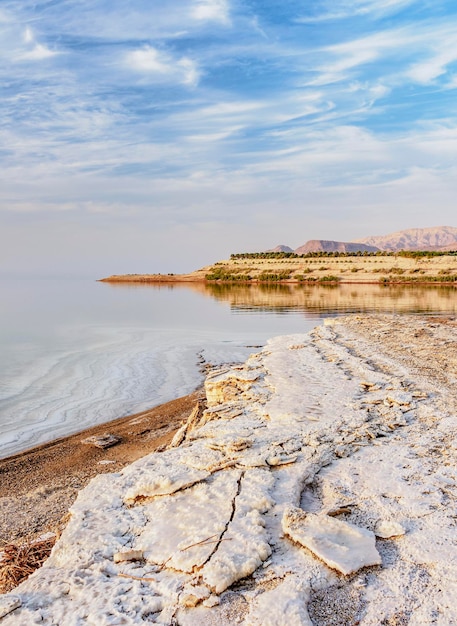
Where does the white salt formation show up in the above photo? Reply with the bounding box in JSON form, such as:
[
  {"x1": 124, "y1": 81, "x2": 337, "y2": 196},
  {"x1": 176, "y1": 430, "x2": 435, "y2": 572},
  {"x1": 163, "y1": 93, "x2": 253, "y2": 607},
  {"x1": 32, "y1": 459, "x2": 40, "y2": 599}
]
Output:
[
  {"x1": 374, "y1": 520, "x2": 406, "y2": 539},
  {"x1": 0, "y1": 597, "x2": 21, "y2": 620},
  {"x1": 3, "y1": 315, "x2": 457, "y2": 625},
  {"x1": 246, "y1": 576, "x2": 312, "y2": 626},
  {"x1": 282, "y1": 507, "x2": 381, "y2": 575}
]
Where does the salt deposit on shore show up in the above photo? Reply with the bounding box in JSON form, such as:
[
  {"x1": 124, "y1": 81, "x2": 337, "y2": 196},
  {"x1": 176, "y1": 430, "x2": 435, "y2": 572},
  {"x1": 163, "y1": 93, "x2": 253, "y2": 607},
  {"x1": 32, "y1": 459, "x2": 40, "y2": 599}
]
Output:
[
  {"x1": 0, "y1": 328, "x2": 263, "y2": 460},
  {"x1": 2, "y1": 314, "x2": 457, "y2": 625}
]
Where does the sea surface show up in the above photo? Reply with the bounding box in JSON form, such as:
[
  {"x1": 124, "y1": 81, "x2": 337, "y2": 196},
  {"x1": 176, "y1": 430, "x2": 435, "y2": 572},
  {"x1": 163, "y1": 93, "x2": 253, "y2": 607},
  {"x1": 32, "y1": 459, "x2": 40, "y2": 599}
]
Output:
[{"x1": 1, "y1": 277, "x2": 456, "y2": 458}]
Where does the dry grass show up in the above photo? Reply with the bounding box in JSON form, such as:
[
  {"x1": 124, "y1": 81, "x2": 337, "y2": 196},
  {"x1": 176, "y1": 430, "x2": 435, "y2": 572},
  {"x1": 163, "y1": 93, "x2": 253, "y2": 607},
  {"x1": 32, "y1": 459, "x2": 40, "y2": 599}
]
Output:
[{"x1": 0, "y1": 535, "x2": 56, "y2": 593}]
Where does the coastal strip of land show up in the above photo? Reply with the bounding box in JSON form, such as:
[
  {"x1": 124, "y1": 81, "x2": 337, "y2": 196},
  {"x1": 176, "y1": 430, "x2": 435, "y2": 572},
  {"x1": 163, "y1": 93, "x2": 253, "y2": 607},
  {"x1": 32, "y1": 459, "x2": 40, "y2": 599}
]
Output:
[
  {"x1": 100, "y1": 252, "x2": 457, "y2": 285},
  {"x1": 0, "y1": 389, "x2": 203, "y2": 545},
  {"x1": 3, "y1": 314, "x2": 457, "y2": 625}
]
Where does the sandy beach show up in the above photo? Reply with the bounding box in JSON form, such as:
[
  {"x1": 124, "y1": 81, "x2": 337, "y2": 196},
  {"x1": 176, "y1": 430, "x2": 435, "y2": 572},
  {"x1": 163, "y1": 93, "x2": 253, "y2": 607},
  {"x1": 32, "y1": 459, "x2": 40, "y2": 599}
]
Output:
[
  {"x1": 0, "y1": 389, "x2": 203, "y2": 545},
  {"x1": 2, "y1": 313, "x2": 457, "y2": 625}
]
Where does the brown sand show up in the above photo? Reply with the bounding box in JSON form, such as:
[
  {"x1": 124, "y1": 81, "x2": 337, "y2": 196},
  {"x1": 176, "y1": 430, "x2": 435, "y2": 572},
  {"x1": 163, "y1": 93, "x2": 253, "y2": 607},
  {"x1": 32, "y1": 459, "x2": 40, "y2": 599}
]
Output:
[{"x1": 0, "y1": 389, "x2": 203, "y2": 545}]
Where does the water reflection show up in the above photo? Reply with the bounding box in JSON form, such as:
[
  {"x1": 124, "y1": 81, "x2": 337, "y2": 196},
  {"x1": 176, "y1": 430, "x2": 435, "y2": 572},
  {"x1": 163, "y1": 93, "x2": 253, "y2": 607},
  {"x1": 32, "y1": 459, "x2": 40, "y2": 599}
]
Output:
[{"x1": 182, "y1": 282, "x2": 457, "y2": 315}]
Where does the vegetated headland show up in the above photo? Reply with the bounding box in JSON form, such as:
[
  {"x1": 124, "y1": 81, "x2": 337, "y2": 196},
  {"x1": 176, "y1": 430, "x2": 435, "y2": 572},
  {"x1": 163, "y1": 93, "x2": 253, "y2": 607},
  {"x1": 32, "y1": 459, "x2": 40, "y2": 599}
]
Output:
[{"x1": 100, "y1": 250, "x2": 457, "y2": 286}]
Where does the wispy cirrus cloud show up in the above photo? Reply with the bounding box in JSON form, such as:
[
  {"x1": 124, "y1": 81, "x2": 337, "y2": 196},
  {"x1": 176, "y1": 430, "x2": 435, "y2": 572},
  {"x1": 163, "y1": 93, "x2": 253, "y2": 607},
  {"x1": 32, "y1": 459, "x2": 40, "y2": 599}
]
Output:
[
  {"x1": 17, "y1": 39, "x2": 59, "y2": 61},
  {"x1": 297, "y1": 0, "x2": 420, "y2": 22},
  {"x1": 303, "y1": 19, "x2": 457, "y2": 94},
  {"x1": 308, "y1": 27, "x2": 415, "y2": 86},
  {"x1": 4, "y1": 25, "x2": 61, "y2": 63},
  {"x1": 2, "y1": 0, "x2": 457, "y2": 274},
  {"x1": 406, "y1": 30, "x2": 457, "y2": 84}
]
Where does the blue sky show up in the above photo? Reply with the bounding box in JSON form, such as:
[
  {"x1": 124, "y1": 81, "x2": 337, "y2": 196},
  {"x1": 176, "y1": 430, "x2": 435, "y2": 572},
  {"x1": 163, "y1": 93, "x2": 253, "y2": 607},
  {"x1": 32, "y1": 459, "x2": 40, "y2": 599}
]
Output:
[{"x1": 2, "y1": 0, "x2": 457, "y2": 275}]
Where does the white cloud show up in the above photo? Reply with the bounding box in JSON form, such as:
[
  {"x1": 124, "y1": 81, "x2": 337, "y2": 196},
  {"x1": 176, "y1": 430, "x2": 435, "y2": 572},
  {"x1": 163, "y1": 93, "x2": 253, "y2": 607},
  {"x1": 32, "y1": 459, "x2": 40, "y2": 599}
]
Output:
[
  {"x1": 126, "y1": 46, "x2": 170, "y2": 73},
  {"x1": 192, "y1": 0, "x2": 230, "y2": 25},
  {"x1": 346, "y1": 81, "x2": 391, "y2": 107},
  {"x1": 297, "y1": 0, "x2": 418, "y2": 22},
  {"x1": 351, "y1": 0, "x2": 417, "y2": 16},
  {"x1": 407, "y1": 39, "x2": 457, "y2": 84},
  {"x1": 178, "y1": 57, "x2": 200, "y2": 86},
  {"x1": 352, "y1": 0, "x2": 419, "y2": 16},
  {"x1": 19, "y1": 43, "x2": 59, "y2": 61},
  {"x1": 16, "y1": 26, "x2": 59, "y2": 62},
  {"x1": 23, "y1": 26, "x2": 34, "y2": 44},
  {"x1": 250, "y1": 16, "x2": 268, "y2": 39},
  {"x1": 3, "y1": 0, "x2": 457, "y2": 274},
  {"x1": 327, "y1": 28, "x2": 410, "y2": 65},
  {"x1": 303, "y1": 28, "x2": 412, "y2": 86},
  {"x1": 310, "y1": 20, "x2": 457, "y2": 91},
  {"x1": 125, "y1": 46, "x2": 200, "y2": 86},
  {"x1": 185, "y1": 126, "x2": 243, "y2": 142},
  {"x1": 199, "y1": 101, "x2": 264, "y2": 116}
]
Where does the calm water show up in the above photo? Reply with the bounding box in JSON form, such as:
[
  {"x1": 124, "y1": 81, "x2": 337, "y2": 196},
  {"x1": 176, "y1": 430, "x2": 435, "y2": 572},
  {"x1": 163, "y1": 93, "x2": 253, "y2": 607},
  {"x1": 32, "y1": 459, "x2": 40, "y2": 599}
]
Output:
[{"x1": 1, "y1": 278, "x2": 456, "y2": 458}]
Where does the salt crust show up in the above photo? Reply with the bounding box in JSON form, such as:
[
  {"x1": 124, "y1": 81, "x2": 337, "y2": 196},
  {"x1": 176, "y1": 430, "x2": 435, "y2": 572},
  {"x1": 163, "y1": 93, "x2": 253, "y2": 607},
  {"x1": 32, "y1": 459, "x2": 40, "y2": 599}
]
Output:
[
  {"x1": 0, "y1": 597, "x2": 21, "y2": 619},
  {"x1": 374, "y1": 520, "x2": 406, "y2": 539},
  {"x1": 282, "y1": 506, "x2": 381, "y2": 575},
  {"x1": 246, "y1": 576, "x2": 312, "y2": 626},
  {"x1": 3, "y1": 316, "x2": 457, "y2": 625}
]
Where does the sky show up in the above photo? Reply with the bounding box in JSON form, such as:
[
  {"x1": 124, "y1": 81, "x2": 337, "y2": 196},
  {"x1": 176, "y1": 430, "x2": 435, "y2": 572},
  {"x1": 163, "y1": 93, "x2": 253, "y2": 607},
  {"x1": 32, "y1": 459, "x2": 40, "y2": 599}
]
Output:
[{"x1": 2, "y1": 0, "x2": 457, "y2": 276}]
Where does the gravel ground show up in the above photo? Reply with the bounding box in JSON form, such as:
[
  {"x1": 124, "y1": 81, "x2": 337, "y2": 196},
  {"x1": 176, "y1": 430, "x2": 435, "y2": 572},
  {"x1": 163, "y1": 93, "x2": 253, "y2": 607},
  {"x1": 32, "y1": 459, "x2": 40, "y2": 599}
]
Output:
[{"x1": 0, "y1": 389, "x2": 203, "y2": 545}]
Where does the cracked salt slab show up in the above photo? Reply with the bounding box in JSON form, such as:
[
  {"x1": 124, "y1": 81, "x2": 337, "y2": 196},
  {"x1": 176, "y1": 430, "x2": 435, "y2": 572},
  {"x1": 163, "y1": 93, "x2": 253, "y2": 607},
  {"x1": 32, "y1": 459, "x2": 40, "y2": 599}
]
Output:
[
  {"x1": 122, "y1": 453, "x2": 211, "y2": 504},
  {"x1": 201, "y1": 469, "x2": 274, "y2": 594},
  {"x1": 282, "y1": 506, "x2": 381, "y2": 576},
  {"x1": 136, "y1": 470, "x2": 246, "y2": 572}
]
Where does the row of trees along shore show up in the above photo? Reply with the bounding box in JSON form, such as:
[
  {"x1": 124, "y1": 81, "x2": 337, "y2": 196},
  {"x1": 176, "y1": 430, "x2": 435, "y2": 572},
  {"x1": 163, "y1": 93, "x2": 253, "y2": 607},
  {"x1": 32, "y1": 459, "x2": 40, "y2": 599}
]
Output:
[{"x1": 230, "y1": 250, "x2": 457, "y2": 259}]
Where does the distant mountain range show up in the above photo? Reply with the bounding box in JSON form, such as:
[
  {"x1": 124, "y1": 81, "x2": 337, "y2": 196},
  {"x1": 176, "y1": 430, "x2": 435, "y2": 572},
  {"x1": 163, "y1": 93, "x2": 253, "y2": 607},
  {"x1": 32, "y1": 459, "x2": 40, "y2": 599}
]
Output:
[
  {"x1": 269, "y1": 226, "x2": 457, "y2": 254},
  {"x1": 355, "y1": 226, "x2": 457, "y2": 251}
]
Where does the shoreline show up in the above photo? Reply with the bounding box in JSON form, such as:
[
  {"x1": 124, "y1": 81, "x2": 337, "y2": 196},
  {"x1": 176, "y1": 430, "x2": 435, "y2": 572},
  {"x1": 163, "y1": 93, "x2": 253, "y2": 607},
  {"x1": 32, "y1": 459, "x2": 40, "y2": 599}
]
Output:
[
  {"x1": 3, "y1": 314, "x2": 457, "y2": 623},
  {"x1": 99, "y1": 252, "x2": 457, "y2": 286},
  {"x1": 3, "y1": 312, "x2": 456, "y2": 546},
  {"x1": 0, "y1": 388, "x2": 203, "y2": 544},
  {"x1": 101, "y1": 275, "x2": 457, "y2": 286}
]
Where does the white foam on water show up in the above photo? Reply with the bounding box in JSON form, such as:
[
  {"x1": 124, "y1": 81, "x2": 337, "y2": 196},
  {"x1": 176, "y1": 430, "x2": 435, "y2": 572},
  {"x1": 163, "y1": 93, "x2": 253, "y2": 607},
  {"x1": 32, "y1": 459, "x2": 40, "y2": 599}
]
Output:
[
  {"x1": 0, "y1": 325, "x2": 267, "y2": 458},
  {"x1": 0, "y1": 277, "x2": 323, "y2": 459}
]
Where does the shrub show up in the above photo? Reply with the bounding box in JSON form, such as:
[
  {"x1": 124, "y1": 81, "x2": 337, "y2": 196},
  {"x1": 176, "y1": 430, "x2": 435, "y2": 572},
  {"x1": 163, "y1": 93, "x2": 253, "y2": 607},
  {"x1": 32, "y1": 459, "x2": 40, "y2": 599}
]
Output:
[
  {"x1": 296, "y1": 275, "x2": 317, "y2": 282},
  {"x1": 257, "y1": 271, "x2": 291, "y2": 282},
  {"x1": 205, "y1": 268, "x2": 252, "y2": 281},
  {"x1": 318, "y1": 275, "x2": 340, "y2": 283},
  {"x1": 0, "y1": 536, "x2": 56, "y2": 593},
  {"x1": 379, "y1": 275, "x2": 457, "y2": 284}
]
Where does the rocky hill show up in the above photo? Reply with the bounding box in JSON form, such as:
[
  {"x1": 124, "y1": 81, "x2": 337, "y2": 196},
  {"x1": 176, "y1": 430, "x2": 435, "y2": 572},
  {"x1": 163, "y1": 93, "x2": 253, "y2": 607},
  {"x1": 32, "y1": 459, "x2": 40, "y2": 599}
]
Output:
[
  {"x1": 434, "y1": 242, "x2": 457, "y2": 252},
  {"x1": 294, "y1": 240, "x2": 379, "y2": 254},
  {"x1": 355, "y1": 226, "x2": 457, "y2": 251},
  {"x1": 268, "y1": 227, "x2": 457, "y2": 254},
  {"x1": 267, "y1": 245, "x2": 294, "y2": 253}
]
